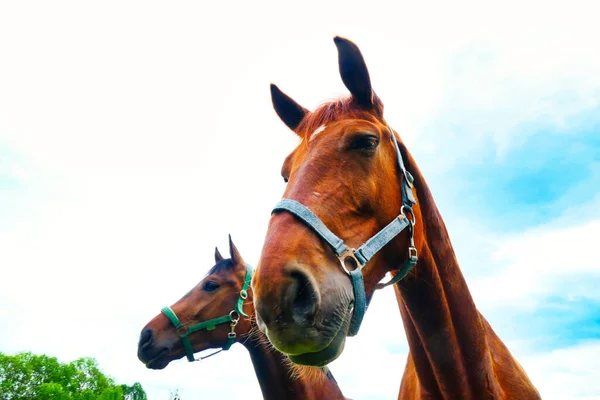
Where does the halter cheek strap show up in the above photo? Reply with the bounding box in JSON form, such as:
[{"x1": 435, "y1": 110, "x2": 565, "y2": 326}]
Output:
[
  {"x1": 271, "y1": 126, "x2": 418, "y2": 336},
  {"x1": 161, "y1": 264, "x2": 253, "y2": 362}
]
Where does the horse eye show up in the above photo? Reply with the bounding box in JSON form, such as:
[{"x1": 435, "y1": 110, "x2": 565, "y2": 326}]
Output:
[
  {"x1": 350, "y1": 134, "x2": 379, "y2": 152},
  {"x1": 283, "y1": 177, "x2": 289, "y2": 183},
  {"x1": 202, "y1": 281, "x2": 220, "y2": 292}
]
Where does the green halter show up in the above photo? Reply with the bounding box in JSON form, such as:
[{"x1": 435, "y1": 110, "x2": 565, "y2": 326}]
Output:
[{"x1": 161, "y1": 264, "x2": 253, "y2": 362}]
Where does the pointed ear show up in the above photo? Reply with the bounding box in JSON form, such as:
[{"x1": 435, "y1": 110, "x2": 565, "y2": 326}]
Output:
[
  {"x1": 334, "y1": 36, "x2": 374, "y2": 108},
  {"x1": 228, "y1": 234, "x2": 245, "y2": 265},
  {"x1": 214, "y1": 247, "x2": 224, "y2": 264},
  {"x1": 270, "y1": 84, "x2": 309, "y2": 132}
]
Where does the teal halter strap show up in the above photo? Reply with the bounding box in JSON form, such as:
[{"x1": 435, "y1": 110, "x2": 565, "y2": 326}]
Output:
[
  {"x1": 271, "y1": 125, "x2": 418, "y2": 336},
  {"x1": 161, "y1": 264, "x2": 253, "y2": 362}
]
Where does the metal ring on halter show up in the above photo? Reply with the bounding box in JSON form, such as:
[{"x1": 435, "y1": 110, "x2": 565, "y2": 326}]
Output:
[
  {"x1": 240, "y1": 289, "x2": 248, "y2": 299},
  {"x1": 400, "y1": 205, "x2": 416, "y2": 227},
  {"x1": 338, "y1": 247, "x2": 364, "y2": 275},
  {"x1": 229, "y1": 310, "x2": 240, "y2": 323}
]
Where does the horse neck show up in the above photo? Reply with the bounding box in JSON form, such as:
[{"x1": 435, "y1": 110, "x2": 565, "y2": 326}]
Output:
[
  {"x1": 391, "y1": 148, "x2": 502, "y2": 399},
  {"x1": 241, "y1": 322, "x2": 345, "y2": 400}
]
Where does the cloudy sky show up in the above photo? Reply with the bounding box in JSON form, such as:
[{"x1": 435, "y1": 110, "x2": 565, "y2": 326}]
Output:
[{"x1": 1, "y1": 1, "x2": 599, "y2": 399}]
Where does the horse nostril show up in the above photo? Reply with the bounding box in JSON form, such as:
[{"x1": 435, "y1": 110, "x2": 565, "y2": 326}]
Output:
[
  {"x1": 139, "y1": 328, "x2": 154, "y2": 349},
  {"x1": 285, "y1": 268, "x2": 321, "y2": 324}
]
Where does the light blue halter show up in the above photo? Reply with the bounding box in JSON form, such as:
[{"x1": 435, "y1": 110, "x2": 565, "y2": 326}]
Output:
[{"x1": 272, "y1": 126, "x2": 418, "y2": 336}]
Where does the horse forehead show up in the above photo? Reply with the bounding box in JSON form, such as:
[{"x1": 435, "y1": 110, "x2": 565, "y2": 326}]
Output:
[
  {"x1": 306, "y1": 119, "x2": 379, "y2": 144},
  {"x1": 308, "y1": 125, "x2": 327, "y2": 142}
]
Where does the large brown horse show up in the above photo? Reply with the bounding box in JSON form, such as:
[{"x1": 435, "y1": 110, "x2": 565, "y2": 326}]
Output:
[
  {"x1": 252, "y1": 37, "x2": 540, "y2": 399},
  {"x1": 137, "y1": 237, "x2": 347, "y2": 400}
]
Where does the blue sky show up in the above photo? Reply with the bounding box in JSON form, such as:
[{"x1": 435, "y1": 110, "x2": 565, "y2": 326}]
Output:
[
  {"x1": 422, "y1": 88, "x2": 600, "y2": 363},
  {"x1": 436, "y1": 104, "x2": 600, "y2": 231},
  {"x1": 1, "y1": 1, "x2": 600, "y2": 399},
  {"x1": 418, "y1": 108, "x2": 600, "y2": 352},
  {"x1": 421, "y1": 92, "x2": 600, "y2": 360}
]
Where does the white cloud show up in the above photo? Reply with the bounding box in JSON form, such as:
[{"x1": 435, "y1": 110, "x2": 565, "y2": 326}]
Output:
[
  {"x1": 520, "y1": 341, "x2": 600, "y2": 400},
  {"x1": 468, "y1": 217, "x2": 600, "y2": 310},
  {"x1": 0, "y1": 157, "x2": 30, "y2": 183}
]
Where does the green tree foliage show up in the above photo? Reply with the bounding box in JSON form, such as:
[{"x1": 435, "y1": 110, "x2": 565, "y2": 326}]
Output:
[
  {"x1": 121, "y1": 383, "x2": 146, "y2": 400},
  {"x1": 0, "y1": 352, "x2": 147, "y2": 400}
]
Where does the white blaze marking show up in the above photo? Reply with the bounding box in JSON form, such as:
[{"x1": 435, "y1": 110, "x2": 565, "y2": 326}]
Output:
[{"x1": 309, "y1": 125, "x2": 326, "y2": 142}]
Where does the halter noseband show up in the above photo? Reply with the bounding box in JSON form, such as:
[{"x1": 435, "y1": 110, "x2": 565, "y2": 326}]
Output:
[
  {"x1": 161, "y1": 264, "x2": 253, "y2": 362},
  {"x1": 271, "y1": 126, "x2": 418, "y2": 336}
]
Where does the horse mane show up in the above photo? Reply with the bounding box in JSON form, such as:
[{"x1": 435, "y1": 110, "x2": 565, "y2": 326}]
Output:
[
  {"x1": 397, "y1": 138, "x2": 453, "y2": 251},
  {"x1": 296, "y1": 94, "x2": 384, "y2": 138}
]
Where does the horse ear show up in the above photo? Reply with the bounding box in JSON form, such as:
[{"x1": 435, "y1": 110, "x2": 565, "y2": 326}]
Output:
[
  {"x1": 228, "y1": 234, "x2": 244, "y2": 265},
  {"x1": 334, "y1": 36, "x2": 374, "y2": 108},
  {"x1": 214, "y1": 247, "x2": 224, "y2": 264},
  {"x1": 270, "y1": 84, "x2": 308, "y2": 132}
]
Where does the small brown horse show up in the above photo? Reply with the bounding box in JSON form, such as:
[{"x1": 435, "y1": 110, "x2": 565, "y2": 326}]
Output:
[
  {"x1": 252, "y1": 37, "x2": 540, "y2": 399},
  {"x1": 137, "y1": 237, "x2": 347, "y2": 400}
]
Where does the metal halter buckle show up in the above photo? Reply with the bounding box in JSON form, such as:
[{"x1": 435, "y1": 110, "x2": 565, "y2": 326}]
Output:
[
  {"x1": 338, "y1": 247, "x2": 363, "y2": 275},
  {"x1": 408, "y1": 246, "x2": 417, "y2": 258}
]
